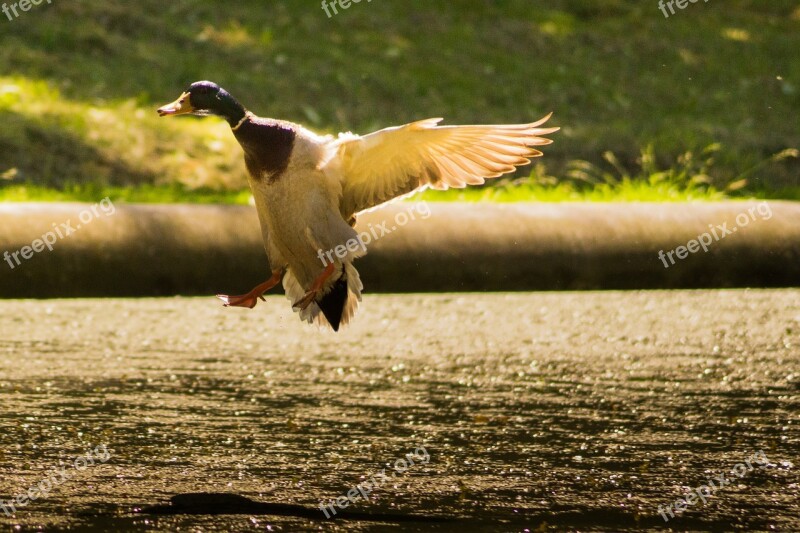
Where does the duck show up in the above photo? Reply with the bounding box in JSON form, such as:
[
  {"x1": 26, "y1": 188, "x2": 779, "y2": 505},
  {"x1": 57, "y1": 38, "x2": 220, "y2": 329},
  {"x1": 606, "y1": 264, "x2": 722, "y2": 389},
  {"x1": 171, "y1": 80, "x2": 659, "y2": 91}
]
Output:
[{"x1": 158, "y1": 81, "x2": 558, "y2": 331}]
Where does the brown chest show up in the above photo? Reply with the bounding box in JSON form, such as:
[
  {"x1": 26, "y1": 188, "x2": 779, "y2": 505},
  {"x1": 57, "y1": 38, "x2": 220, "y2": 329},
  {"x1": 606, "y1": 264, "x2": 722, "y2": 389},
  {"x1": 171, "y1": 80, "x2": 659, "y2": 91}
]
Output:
[{"x1": 235, "y1": 120, "x2": 296, "y2": 182}]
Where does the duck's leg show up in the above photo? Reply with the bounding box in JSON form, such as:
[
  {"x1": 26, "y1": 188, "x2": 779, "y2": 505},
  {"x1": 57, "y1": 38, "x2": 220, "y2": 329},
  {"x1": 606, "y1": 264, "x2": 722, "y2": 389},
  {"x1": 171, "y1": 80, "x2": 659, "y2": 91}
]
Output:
[
  {"x1": 217, "y1": 269, "x2": 284, "y2": 309},
  {"x1": 293, "y1": 262, "x2": 336, "y2": 311}
]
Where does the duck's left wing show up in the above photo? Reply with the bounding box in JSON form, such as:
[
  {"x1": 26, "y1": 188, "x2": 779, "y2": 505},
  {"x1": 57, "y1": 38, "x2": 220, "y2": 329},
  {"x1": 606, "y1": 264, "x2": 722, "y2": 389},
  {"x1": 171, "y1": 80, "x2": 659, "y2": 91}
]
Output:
[{"x1": 327, "y1": 115, "x2": 558, "y2": 217}]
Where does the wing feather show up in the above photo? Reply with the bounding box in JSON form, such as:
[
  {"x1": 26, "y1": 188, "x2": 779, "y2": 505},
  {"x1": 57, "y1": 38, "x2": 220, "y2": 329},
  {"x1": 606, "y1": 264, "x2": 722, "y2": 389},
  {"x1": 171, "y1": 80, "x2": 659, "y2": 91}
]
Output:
[{"x1": 326, "y1": 114, "x2": 558, "y2": 216}]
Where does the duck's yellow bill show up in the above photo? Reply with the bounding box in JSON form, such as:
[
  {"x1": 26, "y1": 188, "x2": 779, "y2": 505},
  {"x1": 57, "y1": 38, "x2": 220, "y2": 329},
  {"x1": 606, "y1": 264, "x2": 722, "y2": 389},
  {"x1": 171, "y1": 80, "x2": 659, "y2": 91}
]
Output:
[{"x1": 157, "y1": 92, "x2": 194, "y2": 117}]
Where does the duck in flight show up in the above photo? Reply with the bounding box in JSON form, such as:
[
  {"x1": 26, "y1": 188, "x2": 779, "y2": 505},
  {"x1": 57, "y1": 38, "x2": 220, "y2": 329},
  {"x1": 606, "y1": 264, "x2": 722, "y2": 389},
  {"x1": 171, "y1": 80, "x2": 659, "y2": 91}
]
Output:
[{"x1": 158, "y1": 81, "x2": 558, "y2": 331}]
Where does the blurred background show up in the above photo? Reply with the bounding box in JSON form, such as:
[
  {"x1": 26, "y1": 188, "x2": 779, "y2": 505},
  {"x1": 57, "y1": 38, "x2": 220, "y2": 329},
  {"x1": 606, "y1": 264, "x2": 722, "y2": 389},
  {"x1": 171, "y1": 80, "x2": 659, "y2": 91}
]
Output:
[
  {"x1": 1, "y1": 0, "x2": 798, "y2": 204},
  {"x1": 1, "y1": 4, "x2": 799, "y2": 531}
]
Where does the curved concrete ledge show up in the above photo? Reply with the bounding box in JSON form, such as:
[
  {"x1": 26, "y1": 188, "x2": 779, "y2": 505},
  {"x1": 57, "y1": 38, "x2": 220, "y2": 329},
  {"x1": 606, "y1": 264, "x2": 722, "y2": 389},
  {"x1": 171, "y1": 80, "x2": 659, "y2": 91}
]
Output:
[{"x1": 0, "y1": 201, "x2": 798, "y2": 297}]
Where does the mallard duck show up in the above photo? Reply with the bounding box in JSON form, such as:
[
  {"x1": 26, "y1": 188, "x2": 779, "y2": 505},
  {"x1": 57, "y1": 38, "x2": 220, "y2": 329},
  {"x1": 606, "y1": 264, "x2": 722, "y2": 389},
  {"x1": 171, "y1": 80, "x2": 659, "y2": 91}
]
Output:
[{"x1": 158, "y1": 81, "x2": 558, "y2": 331}]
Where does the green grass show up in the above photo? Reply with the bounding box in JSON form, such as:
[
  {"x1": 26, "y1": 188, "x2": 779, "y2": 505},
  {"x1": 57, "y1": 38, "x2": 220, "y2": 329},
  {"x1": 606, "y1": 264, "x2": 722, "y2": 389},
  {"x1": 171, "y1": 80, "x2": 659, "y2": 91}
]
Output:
[
  {"x1": 1, "y1": 143, "x2": 797, "y2": 204},
  {"x1": 0, "y1": 183, "x2": 250, "y2": 204},
  {"x1": 5, "y1": 143, "x2": 797, "y2": 204},
  {"x1": 0, "y1": 181, "x2": 730, "y2": 204},
  {"x1": 0, "y1": 1, "x2": 798, "y2": 202}
]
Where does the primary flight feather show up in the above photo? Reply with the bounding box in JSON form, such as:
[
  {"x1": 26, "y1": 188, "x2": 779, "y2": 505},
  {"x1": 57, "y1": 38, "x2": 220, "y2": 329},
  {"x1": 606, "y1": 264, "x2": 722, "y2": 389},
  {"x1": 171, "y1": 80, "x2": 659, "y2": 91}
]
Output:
[{"x1": 158, "y1": 81, "x2": 558, "y2": 331}]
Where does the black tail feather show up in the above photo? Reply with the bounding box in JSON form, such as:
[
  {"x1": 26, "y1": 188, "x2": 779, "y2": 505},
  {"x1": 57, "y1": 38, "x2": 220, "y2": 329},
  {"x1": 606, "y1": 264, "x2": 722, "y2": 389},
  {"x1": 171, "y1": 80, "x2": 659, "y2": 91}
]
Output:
[{"x1": 317, "y1": 274, "x2": 348, "y2": 332}]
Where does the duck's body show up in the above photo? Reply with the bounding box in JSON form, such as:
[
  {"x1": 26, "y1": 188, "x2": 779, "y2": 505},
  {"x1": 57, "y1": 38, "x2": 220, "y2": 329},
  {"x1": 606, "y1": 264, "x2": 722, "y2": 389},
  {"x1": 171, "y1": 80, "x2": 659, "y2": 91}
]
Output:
[
  {"x1": 159, "y1": 81, "x2": 558, "y2": 331},
  {"x1": 234, "y1": 115, "x2": 363, "y2": 328}
]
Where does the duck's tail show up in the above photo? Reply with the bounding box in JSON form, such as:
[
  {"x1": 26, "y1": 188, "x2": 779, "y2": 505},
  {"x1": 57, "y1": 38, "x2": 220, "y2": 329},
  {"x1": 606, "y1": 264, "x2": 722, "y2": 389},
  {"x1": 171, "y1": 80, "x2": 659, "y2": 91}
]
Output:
[{"x1": 283, "y1": 262, "x2": 362, "y2": 331}]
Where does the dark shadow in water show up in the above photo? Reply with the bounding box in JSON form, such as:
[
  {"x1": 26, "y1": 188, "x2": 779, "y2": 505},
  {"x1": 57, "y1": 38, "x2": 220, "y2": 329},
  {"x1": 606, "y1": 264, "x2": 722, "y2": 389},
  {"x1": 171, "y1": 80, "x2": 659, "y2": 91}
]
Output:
[{"x1": 138, "y1": 492, "x2": 456, "y2": 523}]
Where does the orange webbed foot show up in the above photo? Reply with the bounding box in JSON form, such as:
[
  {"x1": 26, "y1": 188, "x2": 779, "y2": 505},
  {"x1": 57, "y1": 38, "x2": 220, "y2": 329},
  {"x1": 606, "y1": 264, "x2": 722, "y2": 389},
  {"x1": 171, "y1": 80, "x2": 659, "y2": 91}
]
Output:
[
  {"x1": 217, "y1": 270, "x2": 284, "y2": 310},
  {"x1": 292, "y1": 263, "x2": 336, "y2": 311}
]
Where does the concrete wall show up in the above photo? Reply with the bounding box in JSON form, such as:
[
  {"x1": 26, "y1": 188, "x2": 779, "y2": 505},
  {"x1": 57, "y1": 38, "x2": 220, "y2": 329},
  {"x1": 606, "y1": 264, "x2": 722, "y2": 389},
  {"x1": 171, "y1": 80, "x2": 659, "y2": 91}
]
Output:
[{"x1": 0, "y1": 201, "x2": 797, "y2": 298}]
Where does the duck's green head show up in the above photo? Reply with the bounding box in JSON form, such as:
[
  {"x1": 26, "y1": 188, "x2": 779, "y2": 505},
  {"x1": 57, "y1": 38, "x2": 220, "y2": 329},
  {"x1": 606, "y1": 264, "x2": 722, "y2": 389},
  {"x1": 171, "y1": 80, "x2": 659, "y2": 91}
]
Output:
[{"x1": 157, "y1": 81, "x2": 245, "y2": 127}]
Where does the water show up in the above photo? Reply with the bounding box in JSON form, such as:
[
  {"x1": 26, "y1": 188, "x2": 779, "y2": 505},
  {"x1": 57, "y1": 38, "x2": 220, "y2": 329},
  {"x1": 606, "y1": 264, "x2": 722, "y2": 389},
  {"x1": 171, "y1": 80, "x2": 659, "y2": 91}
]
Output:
[{"x1": 0, "y1": 291, "x2": 798, "y2": 531}]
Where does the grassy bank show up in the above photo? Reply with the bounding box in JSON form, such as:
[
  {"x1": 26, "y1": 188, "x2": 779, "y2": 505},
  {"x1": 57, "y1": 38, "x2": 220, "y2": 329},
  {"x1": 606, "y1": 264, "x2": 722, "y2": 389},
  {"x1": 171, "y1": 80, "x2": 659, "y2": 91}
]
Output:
[{"x1": 0, "y1": 1, "x2": 798, "y2": 202}]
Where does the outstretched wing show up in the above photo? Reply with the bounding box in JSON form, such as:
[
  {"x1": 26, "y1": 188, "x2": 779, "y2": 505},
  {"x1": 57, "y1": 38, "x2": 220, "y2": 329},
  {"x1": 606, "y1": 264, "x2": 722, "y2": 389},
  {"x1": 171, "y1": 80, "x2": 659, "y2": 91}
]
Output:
[{"x1": 328, "y1": 114, "x2": 558, "y2": 216}]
